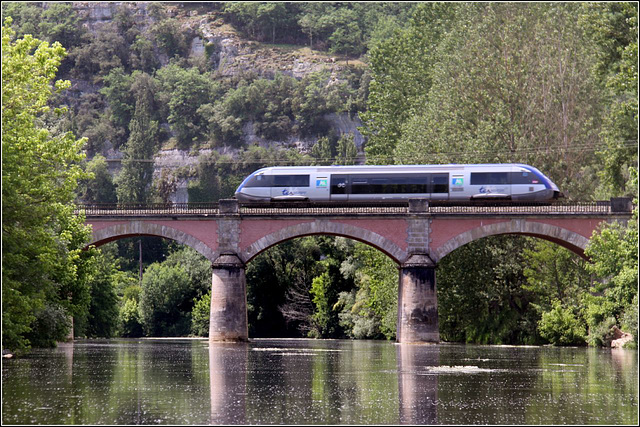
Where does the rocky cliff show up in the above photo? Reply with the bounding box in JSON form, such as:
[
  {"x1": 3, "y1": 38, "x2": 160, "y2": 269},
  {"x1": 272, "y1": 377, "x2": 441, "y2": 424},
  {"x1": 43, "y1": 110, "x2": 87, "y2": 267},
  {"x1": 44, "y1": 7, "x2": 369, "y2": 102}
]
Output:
[{"x1": 69, "y1": 2, "x2": 367, "y2": 203}]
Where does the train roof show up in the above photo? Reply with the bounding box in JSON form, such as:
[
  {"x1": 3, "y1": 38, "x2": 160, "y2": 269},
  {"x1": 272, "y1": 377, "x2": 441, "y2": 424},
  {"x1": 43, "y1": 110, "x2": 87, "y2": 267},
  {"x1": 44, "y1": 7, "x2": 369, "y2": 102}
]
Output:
[{"x1": 256, "y1": 164, "x2": 540, "y2": 173}]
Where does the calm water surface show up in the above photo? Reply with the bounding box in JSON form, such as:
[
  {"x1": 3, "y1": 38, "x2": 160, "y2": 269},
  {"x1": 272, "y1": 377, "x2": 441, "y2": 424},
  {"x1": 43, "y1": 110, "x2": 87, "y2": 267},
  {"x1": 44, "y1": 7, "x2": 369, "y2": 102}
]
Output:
[{"x1": 2, "y1": 338, "x2": 637, "y2": 425}]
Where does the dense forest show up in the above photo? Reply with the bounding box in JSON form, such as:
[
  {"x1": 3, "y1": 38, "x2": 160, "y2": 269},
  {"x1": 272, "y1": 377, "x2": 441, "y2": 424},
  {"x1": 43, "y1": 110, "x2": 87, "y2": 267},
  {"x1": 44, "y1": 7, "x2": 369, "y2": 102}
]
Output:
[{"x1": 2, "y1": 2, "x2": 638, "y2": 354}]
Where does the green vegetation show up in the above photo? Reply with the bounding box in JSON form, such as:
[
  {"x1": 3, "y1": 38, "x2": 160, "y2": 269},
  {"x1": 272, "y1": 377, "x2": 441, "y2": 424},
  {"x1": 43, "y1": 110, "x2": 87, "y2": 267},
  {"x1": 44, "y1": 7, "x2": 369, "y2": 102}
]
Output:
[
  {"x1": 1, "y1": 3, "x2": 637, "y2": 352},
  {"x1": 2, "y1": 18, "x2": 94, "y2": 352}
]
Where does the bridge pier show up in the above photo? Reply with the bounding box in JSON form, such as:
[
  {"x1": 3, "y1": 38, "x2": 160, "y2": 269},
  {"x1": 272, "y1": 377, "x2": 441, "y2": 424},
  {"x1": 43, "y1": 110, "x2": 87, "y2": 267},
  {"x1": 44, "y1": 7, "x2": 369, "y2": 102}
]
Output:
[
  {"x1": 209, "y1": 254, "x2": 249, "y2": 342},
  {"x1": 397, "y1": 254, "x2": 439, "y2": 344}
]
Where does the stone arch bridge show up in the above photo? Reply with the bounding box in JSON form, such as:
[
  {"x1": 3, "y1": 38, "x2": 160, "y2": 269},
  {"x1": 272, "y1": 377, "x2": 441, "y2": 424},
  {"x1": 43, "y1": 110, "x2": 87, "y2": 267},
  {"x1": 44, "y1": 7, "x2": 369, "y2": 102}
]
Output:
[{"x1": 80, "y1": 198, "x2": 633, "y2": 344}]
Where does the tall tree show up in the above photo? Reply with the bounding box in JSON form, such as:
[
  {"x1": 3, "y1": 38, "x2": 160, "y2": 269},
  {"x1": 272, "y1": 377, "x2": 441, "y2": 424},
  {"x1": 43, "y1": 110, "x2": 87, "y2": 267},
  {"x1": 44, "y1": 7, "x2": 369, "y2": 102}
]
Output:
[
  {"x1": 115, "y1": 72, "x2": 158, "y2": 203},
  {"x1": 579, "y1": 3, "x2": 638, "y2": 197},
  {"x1": 394, "y1": 3, "x2": 604, "y2": 199},
  {"x1": 360, "y1": 3, "x2": 458, "y2": 163},
  {"x1": 2, "y1": 19, "x2": 92, "y2": 352}
]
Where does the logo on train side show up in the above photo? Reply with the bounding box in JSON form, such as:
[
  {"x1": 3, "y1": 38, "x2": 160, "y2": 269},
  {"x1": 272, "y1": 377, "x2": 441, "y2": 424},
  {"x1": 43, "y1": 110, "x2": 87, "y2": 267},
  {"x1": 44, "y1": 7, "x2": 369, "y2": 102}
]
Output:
[
  {"x1": 316, "y1": 179, "x2": 328, "y2": 188},
  {"x1": 452, "y1": 177, "x2": 464, "y2": 186}
]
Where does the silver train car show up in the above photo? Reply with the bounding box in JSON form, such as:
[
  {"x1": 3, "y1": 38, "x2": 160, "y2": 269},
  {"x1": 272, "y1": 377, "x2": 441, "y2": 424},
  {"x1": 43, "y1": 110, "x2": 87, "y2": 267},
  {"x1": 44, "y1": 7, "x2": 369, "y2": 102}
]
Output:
[{"x1": 234, "y1": 164, "x2": 562, "y2": 203}]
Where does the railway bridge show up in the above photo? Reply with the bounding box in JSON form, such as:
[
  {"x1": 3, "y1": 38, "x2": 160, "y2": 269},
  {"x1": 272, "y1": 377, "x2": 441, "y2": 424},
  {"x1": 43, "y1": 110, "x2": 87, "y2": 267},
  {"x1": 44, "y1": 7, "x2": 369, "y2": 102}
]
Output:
[{"x1": 79, "y1": 198, "x2": 634, "y2": 344}]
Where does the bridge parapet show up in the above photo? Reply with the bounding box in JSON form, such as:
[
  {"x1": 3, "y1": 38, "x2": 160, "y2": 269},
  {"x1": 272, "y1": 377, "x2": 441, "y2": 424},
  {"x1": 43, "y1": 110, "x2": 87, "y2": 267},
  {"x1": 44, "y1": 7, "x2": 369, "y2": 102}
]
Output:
[{"x1": 76, "y1": 198, "x2": 632, "y2": 218}]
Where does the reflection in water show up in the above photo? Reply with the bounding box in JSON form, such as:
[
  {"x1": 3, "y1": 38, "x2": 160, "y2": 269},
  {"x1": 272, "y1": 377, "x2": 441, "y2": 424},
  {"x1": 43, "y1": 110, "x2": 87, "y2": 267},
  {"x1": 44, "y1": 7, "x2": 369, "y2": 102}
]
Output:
[
  {"x1": 2, "y1": 339, "x2": 638, "y2": 425},
  {"x1": 209, "y1": 343, "x2": 248, "y2": 424},
  {"x1": 397, "y1": 343, "x2": 439, "y2": 424}
]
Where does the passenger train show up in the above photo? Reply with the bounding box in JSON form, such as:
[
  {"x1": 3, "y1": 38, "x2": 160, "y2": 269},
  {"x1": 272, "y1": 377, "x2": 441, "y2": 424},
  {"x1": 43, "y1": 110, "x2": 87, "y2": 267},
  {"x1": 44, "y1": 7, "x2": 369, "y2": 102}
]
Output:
[{"x1": 234, "y1": 164, "x2": 563, "y2": 203}]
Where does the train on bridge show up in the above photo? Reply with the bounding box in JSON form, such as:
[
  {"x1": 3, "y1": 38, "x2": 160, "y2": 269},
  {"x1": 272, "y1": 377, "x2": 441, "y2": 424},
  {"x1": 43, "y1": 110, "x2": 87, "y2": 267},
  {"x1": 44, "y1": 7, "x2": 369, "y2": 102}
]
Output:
[{"x1": 234, "y1": 164, "x2": 563, "y2": 203}]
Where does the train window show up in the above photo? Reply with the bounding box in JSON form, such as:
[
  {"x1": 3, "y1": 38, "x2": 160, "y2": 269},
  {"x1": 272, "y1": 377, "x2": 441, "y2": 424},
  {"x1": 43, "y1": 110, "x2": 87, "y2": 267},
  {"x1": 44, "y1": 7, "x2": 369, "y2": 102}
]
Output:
[
  {"x1": 510, "y1": 171, "x2": 541, "y2": 185},
  {"x1": 470, "y1": 172, "x2": 509, "y2": 185},
  {"x1": 431, "y1": 174, "x2": 449, "y2": 193},
  {"x1": 351, "y1": 175, "x2": 428, "y2": 194},
  {"x1": 273, "y1": 175, "x2": 310, "y2": 187},
  {"x1": 244, "y1": 174, "x2": 274, "y2": 187}
]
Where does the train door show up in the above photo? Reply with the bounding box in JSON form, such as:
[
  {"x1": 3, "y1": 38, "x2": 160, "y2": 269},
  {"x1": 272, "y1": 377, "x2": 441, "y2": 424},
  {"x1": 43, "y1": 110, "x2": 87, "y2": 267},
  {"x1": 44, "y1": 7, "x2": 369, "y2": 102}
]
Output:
[
  {"x1": 330, "y1": 174, "x2": 349, "y2": 201},
  {"x1": 312, "y1": 173, "x2": 331, "y2": 201}
]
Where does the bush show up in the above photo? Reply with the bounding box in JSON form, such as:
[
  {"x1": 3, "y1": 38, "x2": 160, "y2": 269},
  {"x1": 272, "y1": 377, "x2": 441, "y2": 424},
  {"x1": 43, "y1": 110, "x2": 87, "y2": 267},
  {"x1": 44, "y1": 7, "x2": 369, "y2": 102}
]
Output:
[
  {"x1": 119, "y1": 298, "x2": 143, "y2": 337},
  {"x1": 138, "y1": 263, "x2": 193, "y2": 336},
  {"x1": 587, "y1": 316, "x2": 618, "y2": 347},
  {"x1": 538, "y1": 301, "x2": 586, "y2": 346},
  {"x1": 191, "y1": 290, "x2": 210, "y2": 337},
  {"x1": 25, "y1": 303, "x2": 72, "y2": 348},
  {"x1": 621, "y1": 294, "x2": 638, "y2": 343}
]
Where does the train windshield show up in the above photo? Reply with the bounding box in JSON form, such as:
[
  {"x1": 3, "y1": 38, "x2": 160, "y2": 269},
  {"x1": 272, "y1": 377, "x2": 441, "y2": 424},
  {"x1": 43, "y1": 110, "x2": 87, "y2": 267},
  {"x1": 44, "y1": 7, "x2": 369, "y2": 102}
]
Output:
[
  {"x1": 243, "y1": 174, "x2": 310, "y2": 188},
  {"x1": 243, "y1": 174, "x2": 274, "y2": 187}
]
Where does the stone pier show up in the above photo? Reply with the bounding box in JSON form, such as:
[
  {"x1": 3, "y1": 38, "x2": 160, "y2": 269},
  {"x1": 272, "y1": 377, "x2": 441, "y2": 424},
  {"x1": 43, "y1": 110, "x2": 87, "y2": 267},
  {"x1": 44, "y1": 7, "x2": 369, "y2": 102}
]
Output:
[
  {"x1": 209, "y1": 254, "x2": 248, "y2": 341},
  {"x1": 397, "y1": 254, "x2": 439, "y2": 344}
]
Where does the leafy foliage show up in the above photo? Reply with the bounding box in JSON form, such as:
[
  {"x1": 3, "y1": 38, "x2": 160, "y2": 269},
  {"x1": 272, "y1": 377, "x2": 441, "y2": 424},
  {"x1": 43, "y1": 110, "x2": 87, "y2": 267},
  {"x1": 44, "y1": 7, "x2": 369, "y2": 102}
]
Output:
[
  {"x1": 579, "y1": 3, "x2": 638, "y2": 197},
  {"x1": 437, "y1": 236, "x2": 539, "y2": 345},
  {"x1": 336, "y1": 241, "x2": 398, "y2": 340},
  {"x1": 393, "y1": 3, "x2": 604, "y2": 198},
  {"x1": 538, "y1": 302, "x2": 586, "y2": 346},
  {"x1": 2, "y1": 3, "x2": 636, "y2": 347},
  {"x1": 191, "y1": 290, "x2": 211, "y2": 337},
  {"x1": 138, "y1": 247, "x2": 210, "y2": 337},
  {"x1": 2, "y1": 19, "x2": 93, "y2": 352},
  {"x1": 115, "y1": 73, "x2": 159, "y2": 203}
]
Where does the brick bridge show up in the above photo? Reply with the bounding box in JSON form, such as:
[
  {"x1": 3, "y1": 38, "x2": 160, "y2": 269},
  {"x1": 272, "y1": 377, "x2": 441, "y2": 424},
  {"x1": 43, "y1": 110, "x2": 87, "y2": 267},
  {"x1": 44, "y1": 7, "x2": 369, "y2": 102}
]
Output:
[{"x1": 79, "y1": 198, "x2": 633, "y2": 344}]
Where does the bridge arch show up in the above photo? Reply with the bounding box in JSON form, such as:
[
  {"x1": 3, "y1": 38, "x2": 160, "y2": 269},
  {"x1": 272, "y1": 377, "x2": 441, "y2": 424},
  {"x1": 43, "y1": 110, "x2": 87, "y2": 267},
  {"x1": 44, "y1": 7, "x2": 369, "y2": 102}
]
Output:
[
  {"x1": 87, "y1": 221, "x2": 218, "y2": 262},
  {"x1": 240, "y1": 220, "x2": 408, "y2": 264},
  {"x1": 431, "y1": 219, "x2": 591, "y2": 262}
]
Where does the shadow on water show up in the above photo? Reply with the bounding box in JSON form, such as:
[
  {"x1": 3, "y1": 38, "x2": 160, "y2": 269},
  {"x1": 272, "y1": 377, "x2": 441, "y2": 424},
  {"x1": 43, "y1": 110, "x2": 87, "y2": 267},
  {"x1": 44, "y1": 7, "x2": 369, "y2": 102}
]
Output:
[
  {"x1": 209, "y1": 342, "x2": 248, "y2": 424},
  {"x1": 397, "y1": 343, "x2": 439, "y2": 424}
]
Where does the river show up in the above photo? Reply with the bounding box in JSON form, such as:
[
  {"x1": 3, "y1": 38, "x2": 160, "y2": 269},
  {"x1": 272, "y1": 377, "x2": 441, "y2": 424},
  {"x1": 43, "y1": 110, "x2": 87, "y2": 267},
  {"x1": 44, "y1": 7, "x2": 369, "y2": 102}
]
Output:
[{"x1": 2, "y1": 338, "x2": 637, "y2": 425}]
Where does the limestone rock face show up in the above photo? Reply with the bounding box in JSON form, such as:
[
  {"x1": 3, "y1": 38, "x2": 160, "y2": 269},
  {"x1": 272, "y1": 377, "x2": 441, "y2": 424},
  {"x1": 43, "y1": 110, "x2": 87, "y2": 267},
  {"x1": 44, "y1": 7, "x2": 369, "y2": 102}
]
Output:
[{"x1": 64, "y1": 3, "x2": 369, "y2": 203}]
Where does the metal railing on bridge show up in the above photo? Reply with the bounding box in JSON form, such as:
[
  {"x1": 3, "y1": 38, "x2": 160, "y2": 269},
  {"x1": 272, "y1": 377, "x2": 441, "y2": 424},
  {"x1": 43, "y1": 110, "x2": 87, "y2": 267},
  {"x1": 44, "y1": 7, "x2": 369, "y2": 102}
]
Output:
[
  {"x1": 76, "y1": 199, "x2": 632, "y2": 218},
  {"x1": 78, "y1": 202, "x2": 220, "y2": 216}
]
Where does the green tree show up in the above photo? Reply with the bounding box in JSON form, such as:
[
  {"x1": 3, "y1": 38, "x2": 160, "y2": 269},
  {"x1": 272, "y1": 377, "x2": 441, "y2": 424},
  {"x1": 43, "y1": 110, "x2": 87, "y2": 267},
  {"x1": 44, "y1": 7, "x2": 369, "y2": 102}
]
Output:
[
  {"x1": 437, "y1": 236, "x2": 539, "y2": 344},
  {"x1": 138, "y1": 247, "x2": 210, "y2": 337},
  {"x1": 100, "y1": 68, "x2": 135, "y2": 147},
  {"x1": 523, "y1": 241, "x2": 591, "y2": 312},
  {"x1": 78, "y1": 154, "x2": 117, "y2": 203},
  {"x1": 1, "y1": 3, "x2": 43, "y2": 40},
  {"x1": 138, "y1": 262, "x2": 192, "y2": 336},
  {"x1": 328, "y1": 9, "x2": 364, "y2": 57},
  {"x1": 523, "y1": 240, "x2": 592, "y2": 345},
  {"x1": 156, "y1": 64, "x2": 220, "y2": 147},
  {"x1": 337, "y1": 242, "x2": 398, "y2": 340},
  {"x1": 361, "y1": 3, "x2": 458, "y2": 163},
  {"x1": 119, "y1": 298, "x2": 143, "y2": 337},
  {"x1": 70, "y1": 22, "x2": 130, "y2": 82},
  {"x1": 187, "y1": 151, "x2": 238, "y2": 202},
  {"x1": 394, "y1": 3, "x2": 604, "y2": 198},
  {"x1": 257, "y1": 2, "x2": 287, "y2": 44},
  {"x1": 39, "y1": 2, "x2": 87, "y2": 49},
  {"x1": 579, "y1": 3, "x2": 638, "y2": 197},
  {"x1": 191, "y1": 290, "x2": 211, "y2": 337},
  {"x1": 2, "y1": 19, "x2": 92, "y2": 352},
  {"x1": 115, "y1": 72, "x2": 158, "y2": 203},
  {"x1": 311, "y1": 136, "x2": 332, "y2": 165},
  {"x1": 584, "y1": 170, "x2": 638, "y2": 345},
  {"x1": 538, "y1": 301, "x2": 587, "y2": 346},
  {"x1": 247, "y1": 238, "x2": 325, "y2": 337},
  {"x1": 73, "y1": 249, "x2": 120, "y2": 338},
  {"x1": 335, "y1": 133, "x2": 358, "y2": 165},
  {"x1": 150, "y1": 17, "x2": 190, "y2": 58}
]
